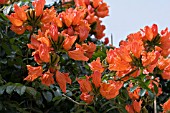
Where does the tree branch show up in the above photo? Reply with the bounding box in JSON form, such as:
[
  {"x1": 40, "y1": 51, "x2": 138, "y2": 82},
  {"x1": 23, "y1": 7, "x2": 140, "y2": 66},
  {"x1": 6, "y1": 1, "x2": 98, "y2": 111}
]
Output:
[{"x1": 62, "y1": 94, "x2": 87, "y2": 106}]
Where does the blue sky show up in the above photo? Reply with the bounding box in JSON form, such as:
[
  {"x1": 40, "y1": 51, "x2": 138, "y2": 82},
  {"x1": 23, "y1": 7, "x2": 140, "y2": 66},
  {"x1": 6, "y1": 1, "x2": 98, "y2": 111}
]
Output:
[
  {"x1": 102, "y1": 0, "x2": 170, "y2": 46},
  {"x1": 46, "y1": 0, "x2": 170, "y2": 46}
]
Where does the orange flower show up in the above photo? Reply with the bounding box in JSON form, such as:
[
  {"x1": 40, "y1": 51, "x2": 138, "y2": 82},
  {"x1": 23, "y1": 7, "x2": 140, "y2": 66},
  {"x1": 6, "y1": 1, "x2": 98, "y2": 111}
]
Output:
[
  {"x1": 94, "y1": 19, "x2": 105, "y2": 39},
  {"x1": 91, "y1": 71, "x2": 101, "y2": 88},
  {"x1": 100, "y1": 80, "x2": 123, "y2": 99},
  {"x1": 158, "y1": 57, "x2": 170, "y2": 80},
  {"x1": 10, "y1": 25, "x2": 26, "y2": 35},
  {"x1": 68, "y1": 44, "x2": 89, "y2": 61},
  {"x1": 80, "y1": 92, "x2": 94, "y2": 104},
  {"x1": 41, "y1": 6, "x2": 56, "y2": 24},
  {"x1": 160, "y1": 28, "x2": 170, "y2": 57},
  {"x1": 82, "y1": 42, "x2": 96, "y2": 58},
  {"x1": 32, "y1": 51, "x2": 43, "y2": 64},
  {"x1": 63, "y1": 35, "x2": 77, "y2": 51},
  {"x1": 0, "y1": 0, "x2": 8, "y2": 4},
  {"x1": 39, "y1": 43, "x2": 50, "y2": 63},
  {"x1": 24, "y1": 65, "x2": 43, "y2": 81},
  {"x1": 27, "y1": 36, "x2": 41, "y2": 50},
  {"x1": 141, "y1": 51, "x2": 160, "y2": 67},
  {"x1": 96, "y1": 2, "x2": 109, "y2": 18},
  {"x1": 77, "y1": 76, "x2": 92, "y2": 93},
  {"x1": 74, "y1": 0, "x2": 86, "y2": 8},
  {"x1": 141, "y1": 24, "x2": 158, "y2": 41},
  {"x1": 86, "y1": 12, "x2": 97, "y2": 24},
  {"x1": 104, "y1": 37, "x2": 109, "y2": 45},
  {"x1": 92, "y1": 0, "x2": 102, "y2": 8},
  {"x1": 7, "y1": 13, "x2": 23, "y2": 27},
  {"x1": 132, "y1": 100, "x2": 142, "y2": 113},
  {"x1": 53, "y1": 17, "x2": 62, "y2": 28},
  {"x1": 76, "y1": 21, "x2": 90, "y2": 41},
  {"x1": 107, "y1": 49, "x2": 131, "y2": 71},
  {"x1": 125, "y1": 100, "x2": 142, "y2": 113},
  {"x1": 128, "y1": 86, "x2": 140, "y2": 100},
  {"x1": 32, "y1": 0, "x2": 45, "y2": 16},
  {"x1": 125, "y1": 105, "x2": 135, "y2": 113},
  {"x1": 162, "y1": 99, "x2": 170, "y2": 113},
  {"x1": 41, "y1": 72, "x2": 54, "y2": 86},
  {"x1": 56, "y1": 71, "x2": 71, "y2": 93},
  {"x1": 60, "y1": 8, "x2": 74, "y2": 27},
  {"x1": 49, "y1": 23, "x2": 58, "y2": 41},
  {"x1": 89, "y1": 57, "x2": 104, "y2": 73},
  {"x1": 14, "y1": 4, "x2": 28, "y2": 21}
]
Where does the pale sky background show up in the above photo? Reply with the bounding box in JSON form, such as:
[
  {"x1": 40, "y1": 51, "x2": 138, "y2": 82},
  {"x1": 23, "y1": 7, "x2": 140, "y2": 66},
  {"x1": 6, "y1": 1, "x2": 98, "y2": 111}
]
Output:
[{"x1": 46, "y1": 0, "x2": 170, "y2": 47}]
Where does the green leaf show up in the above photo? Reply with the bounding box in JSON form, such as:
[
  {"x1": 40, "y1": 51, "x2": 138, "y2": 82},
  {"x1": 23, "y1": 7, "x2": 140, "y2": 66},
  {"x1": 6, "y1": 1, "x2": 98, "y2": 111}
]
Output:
[
  {"x1": 15, "y1": 85, "x2": 26, "y2": 96},
  {"x1": 139, "y1": 89, "x2": 146, "y2": 97},
  {"x1": 42, "y1": 91, "x2": 53, "y2": 102},
  {"x1": 66, "y1": 90, "x2": 72, "y2": 97},
  {"x1": 153, "y1": 83, "x2": 158, "y2": 94},
  {"x1": 6, "y1": 85, "x2": 16, "y2": 94},
  {"x1": 87, "y1": 106, "x2": 97, "y2": 113},
  {"x1": 26, "y1": 87, "x2": 37, "y2": 97},
  {"x1": 130, "y1": 85, "x2": 138, "y2": 92},
  {"x1": 0, "y1": 85, "x2": 6, "y2": 95}
]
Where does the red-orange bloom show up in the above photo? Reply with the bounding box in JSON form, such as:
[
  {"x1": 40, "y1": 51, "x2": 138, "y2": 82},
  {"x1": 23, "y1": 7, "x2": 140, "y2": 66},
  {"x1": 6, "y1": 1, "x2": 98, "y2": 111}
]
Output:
[
  {"x1": 27, "y1": 36, "x2": 41, "y2": 50},
  {"x1": 162, "y1": 99, "x2": 170, "y2": 113},
  {"x1": 128, "y1": 84, "x2": 140, "y2": 100},
  {"x1": 63, "y1": 35, "x2": 77, "y2": 51},
  {"x1": 96, "y1": 2, "x2": 109, "y2": 18},
  {"x1": 91, "y1": 71, "x2": 101, "y2": 88},
  {"x1": 41, "y1": 72, "x2": 54, "y2": 86},
  {"x1": 77, "y1": 21, "x2": 90, "y2": 41},
  {"x1": 100, "y1": 80, "x2": 123, "y2": 99},
  {"x1": 89, "y1": 57, "x2": 104, "y2": 73},
  {"x1": 132, "y1": 100, "x2": 142, "y2": 113},
  {"x1": 24, "y1": 65, "x2": 43, "y2": 81},
  {"x1": 94, "y1": 19, "x2": 105, "y2": 39},
  {"x1": 49, "y1": 23, "x2": 58, "y2": 41},
  {"x1": 56, "y1": 71, "x2": 71, "y2": 93},
  {"x1": 10, "y1": 25, "x2": 26, "y2": 35},
  {"x1": 92, "y1": 0, "x2": 102, "y2": 8},
  {"x1": 80, "y1": 92, "x2": 94, "y2": 104},
  {"x1": 0, "y1": 0, "x2": 8, "y2": 4},
  {"x1": 39, "y1": 43, "x2": 50, "y2": 63},
  {"x1": 7, "y1": 13, "x2": 23, "y2": 27},
  {"x1": 41, "y1": 6, "x2": 56, "y2": 24},
  {"x1": 77, "y1": 76, "x2": 92, "y2": 93},
  {"x1": 68, "y1": 44, "x2": 89, "y2": 61},
  {"x1": 141, "y1": 51, "x2": 160, "y2": 67},
  {"x1": 141, "y1": 24, "x2": 158, "y2": 41},
  {"x1": 14, "y1": 4, "x2": 28, "y2": 21},
  {"x1": 125, "y1": 100, "x2": 142, "y2": 113},
  {"x1": 107, "y1": 49, "x2": 131, "y2": 71},
  {"x1": 160, "y1": 28, "x2": 170, "y2": 57},
  {"x1": 82, "y1": 42, "x2": 96, "y2": 58},
  {"x1": 32, "y1": 0, "x2": 45, "y2": 16},
  {"x1": 125, "y1": 105, "x2": 135, "y2": 113}
]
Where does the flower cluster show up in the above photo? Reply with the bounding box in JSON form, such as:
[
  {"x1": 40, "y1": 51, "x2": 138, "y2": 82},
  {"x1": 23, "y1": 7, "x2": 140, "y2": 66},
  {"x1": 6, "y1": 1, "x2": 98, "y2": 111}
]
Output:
[
  {"x1": 6, "y1": 0, "x2": 170, "y2": 112},
  {"x1": 6, "y1": 0, "x2": 109, "y2": 93}
]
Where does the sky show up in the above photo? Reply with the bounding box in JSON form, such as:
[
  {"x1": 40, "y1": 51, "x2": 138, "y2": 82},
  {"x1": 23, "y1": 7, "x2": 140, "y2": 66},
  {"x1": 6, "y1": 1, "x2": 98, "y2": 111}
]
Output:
[
  {"x1": 46, "y1": 0, "x2": 170, "y2": 47},
  {"x1": 102, "y1": 0, "x2": 170, "y2": 46}
]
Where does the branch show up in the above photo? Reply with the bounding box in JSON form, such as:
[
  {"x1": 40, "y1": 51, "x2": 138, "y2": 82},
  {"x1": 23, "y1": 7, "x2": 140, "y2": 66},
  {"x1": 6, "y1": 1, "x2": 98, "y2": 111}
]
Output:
[
  {"x1": 62, "y1": 94, "x2": 87, "y2": 106},
  {"x1": 154, "y1": 96, "x2": 157, "y2": 113},
  {"x1": 29, "y1": 26, "x2": 35, "y2": 40}
]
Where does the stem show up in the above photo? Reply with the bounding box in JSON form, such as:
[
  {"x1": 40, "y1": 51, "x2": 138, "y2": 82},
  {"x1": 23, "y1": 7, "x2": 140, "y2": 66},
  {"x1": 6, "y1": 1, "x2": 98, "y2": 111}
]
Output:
[
  {"x1": 29, "y1": 26, "x2": 35, "y2": 40},
  {"x1": 154, "y1": 96, "x2": 157, "y2": 113},
  {"x1": 62, "y1": 94, "x2": 87, "y2": 106}
]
